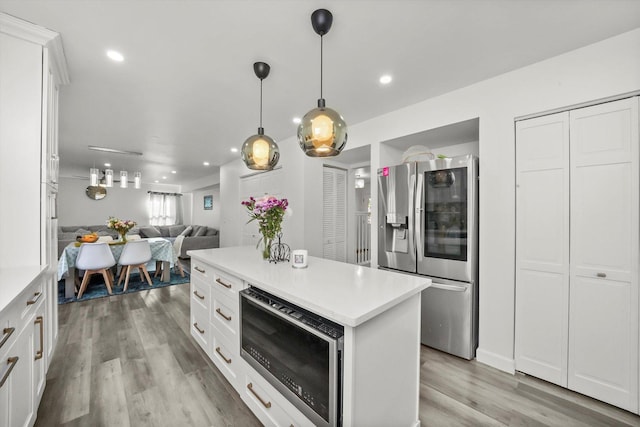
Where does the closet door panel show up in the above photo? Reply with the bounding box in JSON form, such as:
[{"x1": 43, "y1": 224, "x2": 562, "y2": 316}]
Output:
[
  {"x1": 569, "y1": 97, "x2": 638, "y2": 412},
  {"x1": 515, "y1": 112, "x2": 569, "y2": 386}
]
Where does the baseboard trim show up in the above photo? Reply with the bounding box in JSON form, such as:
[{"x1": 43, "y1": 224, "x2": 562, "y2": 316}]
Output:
[{"x1": 476, "y1": 348, "x2": 515, "y2": 374}]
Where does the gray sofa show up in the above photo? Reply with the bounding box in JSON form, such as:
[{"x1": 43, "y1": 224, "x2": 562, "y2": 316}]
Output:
[{"x1": 57, "y1": 224, "x2": 219, "y2": 259}]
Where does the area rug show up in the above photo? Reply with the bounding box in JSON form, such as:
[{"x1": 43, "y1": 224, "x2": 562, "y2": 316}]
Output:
[{"x1": 58, "y1": 270, "x2": 190, "y2": 304}]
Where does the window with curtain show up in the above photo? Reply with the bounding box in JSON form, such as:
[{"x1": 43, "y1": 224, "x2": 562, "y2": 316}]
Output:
[{"x1": 148, "y1": 192, "x2": 183, "y2": 225}]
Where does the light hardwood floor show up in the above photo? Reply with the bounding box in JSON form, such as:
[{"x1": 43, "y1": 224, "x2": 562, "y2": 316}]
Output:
[{"x1": 36, "y1": 282, "x2": 640, "y2": 427}]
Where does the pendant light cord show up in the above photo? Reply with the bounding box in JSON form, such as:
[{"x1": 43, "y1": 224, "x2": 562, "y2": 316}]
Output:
[
  {"x1": 259, "y1": 78, "x2": 263, "y2": 128},
  {"x1": 320, "y1": 35, "x2": 324, "y2": 99}
]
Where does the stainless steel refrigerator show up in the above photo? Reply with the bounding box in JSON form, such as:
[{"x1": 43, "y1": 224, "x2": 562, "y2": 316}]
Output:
[{"x1": 378, "y1": 154, "x2": 478, "y2": 359}]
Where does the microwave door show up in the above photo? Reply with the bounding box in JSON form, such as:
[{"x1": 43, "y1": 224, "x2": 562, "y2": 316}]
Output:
[{"x1": 377, "y1": 163, "x2": 416, "y2": 273}]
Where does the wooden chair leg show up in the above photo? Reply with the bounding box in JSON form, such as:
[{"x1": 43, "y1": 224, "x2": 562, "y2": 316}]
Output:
[
  {"x1": 141, "y1": 265, "x2": 153, "y2": 286},
  {"x1": 77, "y1": 270, "x2": 93, "y2": 298},
  {"x1": 123, "y1": 266, "x2": 132, "y2": 292},
  {"x1": 101, "y1": 269, "x2": 113, "y2": 294},
  {"x1": 175, "y1": 260, "x2": 185, "y2": 277}
]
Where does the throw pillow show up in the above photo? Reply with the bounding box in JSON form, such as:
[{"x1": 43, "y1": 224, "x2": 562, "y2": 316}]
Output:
[
  {"x1": 179, "y1": 225, "x2": 193, "y2": 237},
  {"x1": 169, "y1": 225, "x2": 187, "y2": 237},
  {"x1": 192, "y1": 225, "x2": 207, "y2": 237},
  {"x1": 139, "y1": 226, "x2": 162, "y2": 238},
  {"x1": 205, "y1": 228, "x2": 218, "y2": 236}
]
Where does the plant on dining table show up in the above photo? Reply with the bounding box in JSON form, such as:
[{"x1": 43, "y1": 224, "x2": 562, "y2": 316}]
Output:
[
  {"x1": 106, "y1": 217, "x2": 137, "y2": 242},
  {"x1": 241, "y1": 196, "x2": 288, "y2": 259}
]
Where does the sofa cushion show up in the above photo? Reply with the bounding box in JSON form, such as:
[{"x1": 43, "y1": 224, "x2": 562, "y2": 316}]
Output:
[
  {"x1": 139, "y1": 226, "x2": 162, "y2": 238},
  {"x1": 60, "y1": 225, "x2": 87, "y2": 232},
  {"x1": 74, "y1": 228, "x2": 92, "y2": 236},
  {"x1": 191, "y1": 225, "x2": 207, "y2": 237},
  {"x1": 168, "y1": 225, "x2": 187, "y2": 237},
  {"x1": 205, "y1": 227, "x2": 218, "y2": 236},
  {"x1": 159, "y1": 226, "x2": 171, "y2": 237},
  {"x1": 179, "y1": 225, "x2": 193, "y2": 237}
]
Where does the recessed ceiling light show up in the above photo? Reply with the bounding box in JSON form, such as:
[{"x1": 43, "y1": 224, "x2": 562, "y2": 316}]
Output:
[
  {"x1": 379, "y1": 74, "x2": 392, "y2": 84},
  {"x1": 171, "y1": 170, "x2": 177, "y2": 174},
  {"x1": 104, "y1": 163, "x2": 111, "y2": 167},
  {"x1": 203, "y1": 161, "x2": 210, "y2": 166},
  {"x1": 154, "y1": 180, "x2": 159, "y2": 183},
  {"x1": 106, "y1": 50, "x2": 124, "y2": 62},
  {"x1": 162, "y1": 176, "x2": 167, "y2": 179},
  {"x1": 230, "y1": 147, "x2": 238, "y2": 153},
  {"x1": 292, "y1": 117, "x2": 302, "y2": 124}
]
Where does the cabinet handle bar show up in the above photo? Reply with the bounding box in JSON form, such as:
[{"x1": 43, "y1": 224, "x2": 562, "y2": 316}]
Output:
[
  {"x1": 0, "y1": 357, "x2": 19, "y2": 388},
  {"x1": 35, "y1": 316, "x2": 44, "y2": 360},
  {"x1": 215, "y1": 346, "x2": 232, "y2": 364},
  {"x1": 0, "y1": 327, "x2": 15, "y2": 350},
  {"x1": 193, "y1": 322, "x2": 205, "y2": 334},
  {"x1": 216, "y1": 308, "x2": 232, "y2": 321},
  {"x1": 26, "y1": 291, "x2": 42, "y2": 306},
  {"x1": 247, "y1": 382, "x2": 271, "y2": 408},
  {"x1": 194, "y1": 266, "x2": 206, "y2": 273},
  {"x1": 193, "y1": 290, "x2": 205, "y2": 300},
  {"x1": 215, "y1": 278, "x2": 232, "y2": 289}
]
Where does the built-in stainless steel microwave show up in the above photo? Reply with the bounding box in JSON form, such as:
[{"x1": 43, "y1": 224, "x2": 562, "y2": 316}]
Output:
[{"x1": 239, "y1": 286, "x2": 344, "y2": 427}]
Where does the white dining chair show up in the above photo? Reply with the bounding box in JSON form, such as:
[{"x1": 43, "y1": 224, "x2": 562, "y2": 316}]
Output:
[
  {"x1": 154, "y1": 235, "x2": 185, "y2": 278},
  {"x1": 97, "y1": 235, "x2": 113, "y2": 242},
  {"x1": 76, "y1": 242, "x2": 117, "y2": 298},
  {"x1": 117, "y1": 240, "x2": 153, "y2": 292}
]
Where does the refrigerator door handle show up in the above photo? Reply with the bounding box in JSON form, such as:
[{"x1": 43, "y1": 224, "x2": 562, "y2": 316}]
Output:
[
  {"x1": 430, "y1": 282, "x2": 468, "y2": 292},
  {"x1": 408, "y1": 171, "x2": 416, "y2": 257},
  {"x1": 415, "y1": 171, "x2": 424, "y2": 260}
]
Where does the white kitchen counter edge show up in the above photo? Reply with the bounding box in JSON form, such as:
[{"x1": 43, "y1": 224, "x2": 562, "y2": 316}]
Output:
[
  {"x1": 188, "y1": 246, "x2": 430, "y2": 327},
  {"x1": 0, "y1": 265, "x2": 48, "y2": 313}
]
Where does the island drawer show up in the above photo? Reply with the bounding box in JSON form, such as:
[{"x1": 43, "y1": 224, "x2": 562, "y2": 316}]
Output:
[
  {"x1": 0, "y1": 302, "x2": 19, "y2": 355},
  {"x1": 211, "y1": 326, "x2": 240, "y2": 388},
  {"x1": 212, "y1": 268, "x2": 243, "y2": 297},
  {"x1": 210, "y1": 291, "x2": 238, "y2": 343},
  {"x1": 190, "y1": 276, "x2": 210, "y2": 311},
  {"x1": 190, "y1": 302, "x2": 209, "y2": 356},
  {"x1": 242, "y1": 367, "x2": 314, "y2": 427},
  {"x1": 191, "y1": 259, "x2": 213, "y2": 281}
]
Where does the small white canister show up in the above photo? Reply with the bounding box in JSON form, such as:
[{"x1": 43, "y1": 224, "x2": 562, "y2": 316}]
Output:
[{"x1": 291, "y1": 249, "x2": 308, "y2": 268}]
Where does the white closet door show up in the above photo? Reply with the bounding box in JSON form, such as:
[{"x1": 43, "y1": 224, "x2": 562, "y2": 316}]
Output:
[
  {"x1": 568, "y1": 97, "x2": 639, "y2": 412},
  {"x1": 515, "y1": 112, "x2": 570, "y2": 386},
  {"x1": 323, "y1": 166, "x2": 347, "y2": 262}
]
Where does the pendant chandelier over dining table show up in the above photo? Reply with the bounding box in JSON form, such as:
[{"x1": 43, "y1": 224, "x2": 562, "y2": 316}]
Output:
[
  {"x1": 297, "y1": 8, "x2": 348, "y2": 157},
  {"x1": 89, "y1": 167, "x2": 141, "y2": 189},
  {"x1": 241, "y1": 62, "x2": 279, "y2": 170}
]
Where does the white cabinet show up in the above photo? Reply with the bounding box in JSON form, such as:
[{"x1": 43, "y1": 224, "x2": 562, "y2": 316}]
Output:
[
  {"x1": 515, "y1": 97, "x2": 639, "y2": 412},
  {"x1": 0, "y1": 11, "x2": 68, "y2": 426}
]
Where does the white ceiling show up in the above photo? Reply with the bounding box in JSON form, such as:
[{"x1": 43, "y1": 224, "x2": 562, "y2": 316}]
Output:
[{"x1": 1, "y1": 0, "x2": 639, "y2": 187}]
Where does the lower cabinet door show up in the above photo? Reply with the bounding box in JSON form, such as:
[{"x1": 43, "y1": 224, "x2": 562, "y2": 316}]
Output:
[
  {"x1": 190, "y1": 303, "x2": 210, "y2": 357},
  {"x1": 33, "y1": 301, "x2": 46, "y2": 404},
  {"x1": 242, "y1": 366, "x2": 314, "y2": 427},
  {"x1": 211, "y1": 328, "x2": 240, "y2": 389},
  {"x1": 3, "y1": 323, "x2": 35, "y2": 427}
]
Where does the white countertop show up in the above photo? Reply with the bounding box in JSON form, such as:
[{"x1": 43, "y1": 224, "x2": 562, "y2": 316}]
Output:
[
  {"x1": 0, "y1": 265, "x2": 48, "y2": 313},
  {"x1": 188, "y1": 246, "x2": 430, "y2": 327}
]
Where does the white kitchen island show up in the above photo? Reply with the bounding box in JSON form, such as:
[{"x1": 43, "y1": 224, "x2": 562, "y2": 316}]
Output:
[{"x1": 188, "y1": 246, "x2": 429, "y2": 427}]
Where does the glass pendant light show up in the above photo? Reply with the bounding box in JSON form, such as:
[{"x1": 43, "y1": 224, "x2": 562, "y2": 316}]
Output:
[
  {"x1": 89, "y1": 167, "x2": 99, "y2": 186},
  {"x1": 241, "y1": 62, "x2": 279, "y2": 170},
  {"x1": 298, "y1": 9, "x2": 347, "y2": 157},
  {"x1": 104, "y1": 168, "x2": 114, "y2": 187},
  {"x1": 134, "y1": 171, "x2": 142, "y2": 189},
  {"x1": 120, "y1": 170, "x2": 128, "y2": 188}
]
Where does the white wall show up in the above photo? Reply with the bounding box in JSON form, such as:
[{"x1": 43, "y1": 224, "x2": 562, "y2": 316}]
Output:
[
  {"x1": 57, "y1": 176, "x2": 180, "y2": 226},
  {"x1": 191, "y1": 185, "x2": 220, "y2": 229},
  {"x1": 219, "y1": 28, "x2": 640, "y2": 373}
]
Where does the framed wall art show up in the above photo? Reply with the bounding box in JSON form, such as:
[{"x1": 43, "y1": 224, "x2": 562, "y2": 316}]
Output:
[{"x1": 203, "y1": 195, "x2": 213, "y2": 210}]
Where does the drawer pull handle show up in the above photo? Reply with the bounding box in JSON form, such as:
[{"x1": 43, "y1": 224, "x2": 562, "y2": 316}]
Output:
[
  {"x1": 216, "y1": 308, "x2": 232, "y2": 321},
  {"x1": 215, "y1": 278, "x2": 232, "y2": 289},
  {"x1": 34, "y1": 316, "x2": 44, "y2": 361},
  {"x1": 193, "y1": 290, "x2": 205, "y2": 300},
  {"x1": 247, "y1": 382, "x2": 271, "y2": 408},
  {"x1": 215, "y1": 346, "x2": 232, "y2": 364},
  {"x1": 597, "y1": 272, "x2": 607, "y2": 278},
  {"x1": 26, "y1": 291, "x2": 42, "y2": 306},
  {"x1": 0, "y1": 327, "x2": 15, "y2": 350},
  {"x1": 0, "y1": 357, "x2": 19, "y2": 388},
  {"x1": 193, "y1": 322, "x2": 205, "y2": 334},
  {"x1": 194, "y1": 266, "x2": 206, "y2": 274}
]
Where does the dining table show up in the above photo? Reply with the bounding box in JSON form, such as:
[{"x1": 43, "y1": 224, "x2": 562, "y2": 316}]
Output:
[{"x1": 57, "y1": 237, "x2": 179, "y2": 299}]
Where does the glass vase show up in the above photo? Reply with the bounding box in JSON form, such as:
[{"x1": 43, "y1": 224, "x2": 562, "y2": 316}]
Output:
[
  {"x1": 119, "y1": 231, "x2": 127, "y2": 243},
  {"x1": 262, "y1": 237, "x2": 272, "y2": 260}
]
